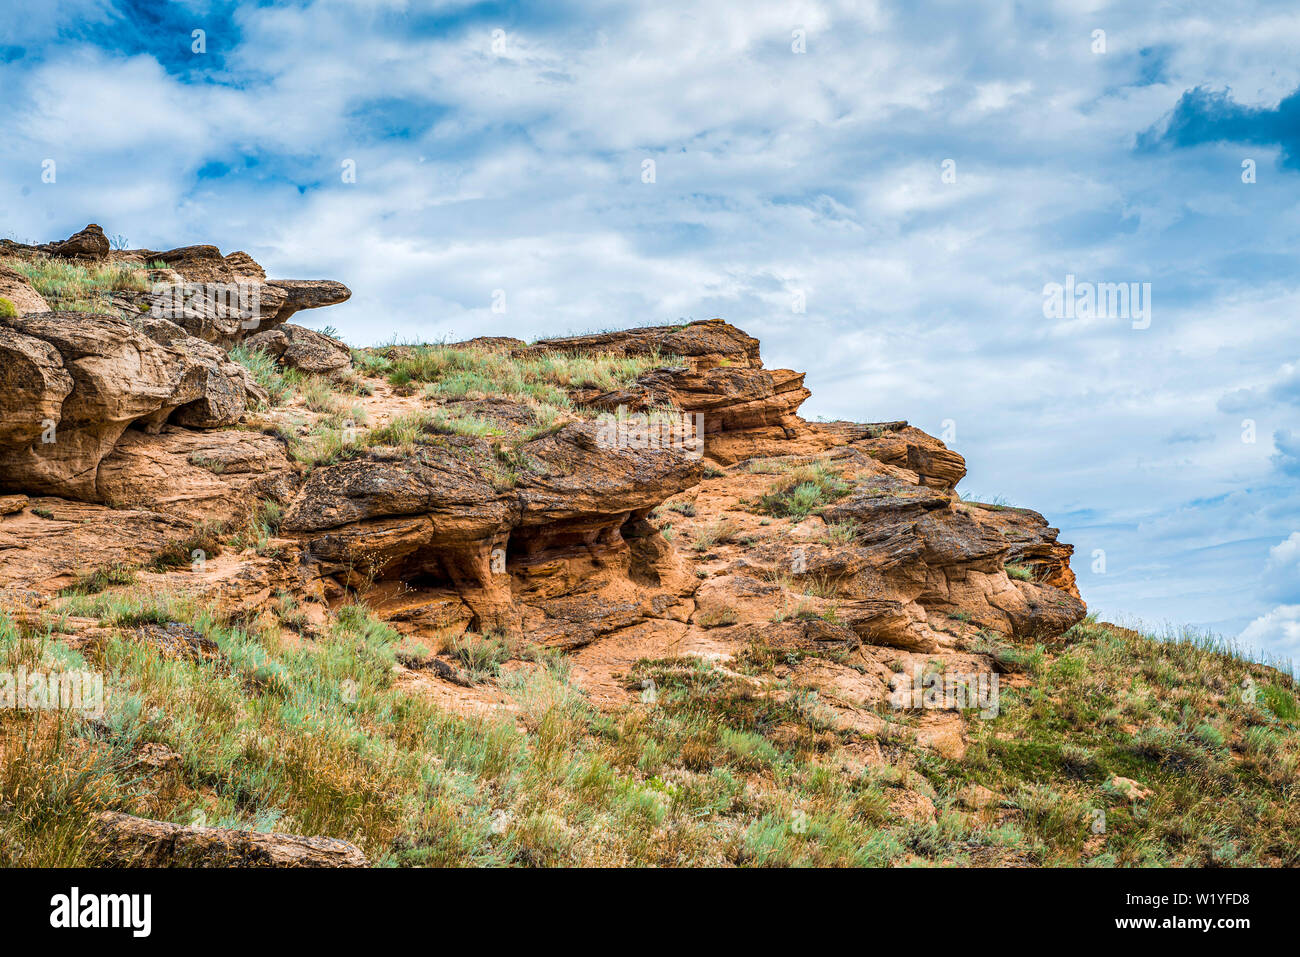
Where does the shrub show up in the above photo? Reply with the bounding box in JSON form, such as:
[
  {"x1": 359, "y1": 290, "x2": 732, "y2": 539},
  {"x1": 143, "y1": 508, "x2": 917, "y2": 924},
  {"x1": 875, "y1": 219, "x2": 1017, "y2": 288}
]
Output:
[
  {"x1": 820, "y1": 520, "x2": 861, "y2": 544},
  {"x1": 694, "y1": 518, "x2": 741, "y2": 552},
  {"x1": 229, "y1": 344, "x2": 294, "y2": 406},
  {"x1": 757, "y1": 463, "x2": 850, "y2": 519},
  {"x1": 1005, "y1": 563, "x2": 1034, "y2": 582},
  {"x1": 58, "y1": 563, "x2": 137, "y2": 597}
]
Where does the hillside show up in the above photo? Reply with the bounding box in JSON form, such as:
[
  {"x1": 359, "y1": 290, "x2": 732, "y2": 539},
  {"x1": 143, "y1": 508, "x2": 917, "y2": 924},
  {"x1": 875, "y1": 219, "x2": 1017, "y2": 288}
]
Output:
[{"x1": 0, "y1": 225, "x2": 1296, "y2": 867}]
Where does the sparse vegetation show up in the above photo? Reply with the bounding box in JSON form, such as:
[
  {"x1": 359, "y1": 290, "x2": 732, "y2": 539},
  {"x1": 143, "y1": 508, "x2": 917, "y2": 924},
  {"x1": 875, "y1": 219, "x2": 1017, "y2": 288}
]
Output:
[
  {"x1": 1005, "y1": 562, "x2": 1035, "y2": 581},
  {"x1": 694, "y1": 518, "x2": 742, "y2": 552},
  {"x1": 756, "y1": 462, "x2": 851, "y2": 519},
  {"x1": 820, "y1": 520, "x2": 861, "y2": 544},
  {"x1": 9, "y1": 257, "x2": 150, "y2": 311},
  {"x1": 358, "y1": 341, "x2": 672, "y2": 414},
  {"x1": 230, "y1": 344, "x2": 301, "y2": 406},
  {"x1": 1, "y1": 577, "x2": 1296, "y2": 868},
  {"x1": 58, "y1": 563, "x2": 138, "y2": 597}
]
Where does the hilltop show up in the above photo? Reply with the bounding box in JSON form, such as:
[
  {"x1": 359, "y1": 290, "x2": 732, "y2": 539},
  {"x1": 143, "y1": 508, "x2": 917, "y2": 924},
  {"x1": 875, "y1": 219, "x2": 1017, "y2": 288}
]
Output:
[{"x1": 0, "y1": 225, "x2": 1295, "y2": 867}]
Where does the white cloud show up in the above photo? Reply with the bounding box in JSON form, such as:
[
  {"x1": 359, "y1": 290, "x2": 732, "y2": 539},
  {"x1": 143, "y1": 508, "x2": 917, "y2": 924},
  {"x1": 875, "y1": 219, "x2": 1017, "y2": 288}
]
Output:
[{"x1": 1240, "y1": 604, "x2": 1300, "y2": 658}]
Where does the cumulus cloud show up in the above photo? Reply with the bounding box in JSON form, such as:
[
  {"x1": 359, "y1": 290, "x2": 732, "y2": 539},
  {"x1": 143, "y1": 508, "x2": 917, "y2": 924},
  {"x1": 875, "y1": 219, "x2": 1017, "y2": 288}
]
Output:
[
  {"x1": 1260, "y1": 531, "x2": 1300, "y2": 602},
  {"x1": 1240, "y1": 604, "x2": 1300, "y2": 657},
  {"x1": 1273, "y1": 430, "x2": 1300, "y2": 477}
]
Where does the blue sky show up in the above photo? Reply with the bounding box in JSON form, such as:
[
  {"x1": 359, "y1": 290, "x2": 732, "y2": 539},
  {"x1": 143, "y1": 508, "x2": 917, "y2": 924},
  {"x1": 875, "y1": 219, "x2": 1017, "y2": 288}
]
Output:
[{"x1": 1, "y1": 0, "x2": 1296, "y2": 663}]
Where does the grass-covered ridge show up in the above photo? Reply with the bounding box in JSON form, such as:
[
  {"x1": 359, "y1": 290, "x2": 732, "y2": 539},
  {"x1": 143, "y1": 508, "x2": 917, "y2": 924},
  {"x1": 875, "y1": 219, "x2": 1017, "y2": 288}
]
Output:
[
  {"x1": 356, "y1": 342, "x2": 670, "y2": 408},
  {"x1": 2, "y1": 583, "x2": 1295, "y2": 866},
  {"x1": 229, "y1": 337, "x2": 679, "y2": 473},
  {"x1": 5, "y1": 256, "x2": 153, "y2": 312}
]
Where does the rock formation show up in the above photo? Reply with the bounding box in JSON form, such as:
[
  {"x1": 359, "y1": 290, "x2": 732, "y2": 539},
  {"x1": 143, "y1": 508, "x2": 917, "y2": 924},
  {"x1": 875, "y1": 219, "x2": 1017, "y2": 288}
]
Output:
[
  {"x1": 0, "y1": 231, "x2": 1084, "y2": 650},
  {"x1": 245, "y1": 322, "x2": 352, "y2": 374},
  {"x1": 90, "y1": 811, "x2": 368, "y2": 867},
  {"x1": 0, "y1": 226, "x2": 1100, "y2": 867},
  {"x1": 0, "y1": 226, "x2": 352, "y2": 502}
]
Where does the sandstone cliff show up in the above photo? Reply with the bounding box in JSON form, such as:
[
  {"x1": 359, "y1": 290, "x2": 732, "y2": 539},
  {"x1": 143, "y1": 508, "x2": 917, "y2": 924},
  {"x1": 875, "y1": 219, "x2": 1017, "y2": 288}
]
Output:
[{"x1": 1, "y1": 227, "x2": 1294, "y2": 869}]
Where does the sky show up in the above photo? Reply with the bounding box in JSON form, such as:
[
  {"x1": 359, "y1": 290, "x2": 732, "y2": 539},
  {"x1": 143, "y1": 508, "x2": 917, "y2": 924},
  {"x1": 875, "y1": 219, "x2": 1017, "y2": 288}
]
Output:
[{"x1": 0, "y1": 0, "x2": 1296, "y2": 665}]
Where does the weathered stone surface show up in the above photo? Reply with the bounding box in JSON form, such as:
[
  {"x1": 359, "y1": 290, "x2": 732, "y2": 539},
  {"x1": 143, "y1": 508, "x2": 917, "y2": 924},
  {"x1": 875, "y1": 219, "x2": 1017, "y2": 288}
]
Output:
[
  {"x1": 282, "y1": 421, "x2": 701, "y2": 632},
  {"x1": 222, "y1": 250, "x2": 267, "y2": 282},
  {"x1": 265, "y1": 279, "x2": 352, "y2": 327},
  {"x1": 529, "y1": 318, "x2": 762, "y2": 371},
  {"x1": 581, "y1": 365, "x2": 812, "y2": 464},
  {"x1": 90, "y1": 811, "x2": 367, "y2": 867},
  {"x1": 245, "y1": 323, "x2": 352, "y2": 375},
  {"x1": 47, "y1": 223, "x2": 110, "y2": 259},
  {"x1": 0, "y1": 312, "x2": 265, "y2": 500},
  {"x1": 968, "y1": 502, "x2": 1080, "y2": 594},
  {"x1": 96, "y1": 426, "x2": 294, "y2": 520},
  {"x1": 0, "y1": 263, "x2": 50, "y2": 316},
  {"x1": 864, "y1": 424, "x2": 968, "y2": 489},
  {"x1": 144, "y1": 277, "x2": 288, "y2": 347},
  {"x1": 0, "y1": 498, "x2": 200, "y2": 592},
  {"x1": 0, "y1": 325, "x2": 74, "y2": 448}
]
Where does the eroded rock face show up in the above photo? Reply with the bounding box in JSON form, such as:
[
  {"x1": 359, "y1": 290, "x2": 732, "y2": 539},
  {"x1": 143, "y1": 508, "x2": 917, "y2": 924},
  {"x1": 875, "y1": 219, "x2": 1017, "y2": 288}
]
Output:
[
  {"x1": 0, "y1": 325, "x2": 74, "y2": 448},
  {"x1": 0, "y1": 263, "x2": 51, "y2": 316},
  {"x1": 0, "y1": 226, "x2": 353, "y2": 506},
  {"x1": 135, "y1": 256, "x2": 350, "y2": 347},
  {"x1": 266, "y1": 279, "x2": 352, "y2": 327},
  {"x1": 257, "y1": 318, "x2": 1084, "y2": 658},
  {"x1": 47, "y1": 223, "x2": 110, "y2": 260},
  {"x1": 0, "y1": 312, "x2": 266, "y2": 500},
  {"x1": 0, "y1": 288, "x2": 1085, "y2": 730},
  {"x1": 96, "y1": 426, "x2": 294, "y2": 521},
  {"x1": 282, "y1": 421, "x2": 702, "y2": 633},
  {"x1": 0, "y1": 226, "x2": 352, "y2": 348},
  {"x1": 582, "y1": 365, "x2": 812, "y2": 463},
  {"x1": 529, "y1": 318, "x2": 762, "y2": 371}
]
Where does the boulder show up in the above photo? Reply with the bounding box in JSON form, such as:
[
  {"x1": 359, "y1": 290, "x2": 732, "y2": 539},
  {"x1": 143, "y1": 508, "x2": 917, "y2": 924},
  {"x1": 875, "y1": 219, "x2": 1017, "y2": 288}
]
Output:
[
  {"x1": 245, "y1": 323, "x2": 352, "y2": 375},
  {"x1": 0, "y1": 263, "x2": 51, "y2": 316},
  {"x1": 529, "y1": 318, "x2": 762, "y2": 371},
  {"x1": 89, "y1": 811, "x2": 368, "y2": 867},
  {"x1": 46, "y1": 223, "x2": 110, "y2": 259}
]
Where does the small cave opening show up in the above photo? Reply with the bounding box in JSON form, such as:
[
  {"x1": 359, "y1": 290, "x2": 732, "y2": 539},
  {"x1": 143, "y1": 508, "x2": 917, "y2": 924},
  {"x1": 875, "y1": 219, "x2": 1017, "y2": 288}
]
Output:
[{"x1": 507, "y1": 520, "x2": 626, "y2": 568}]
